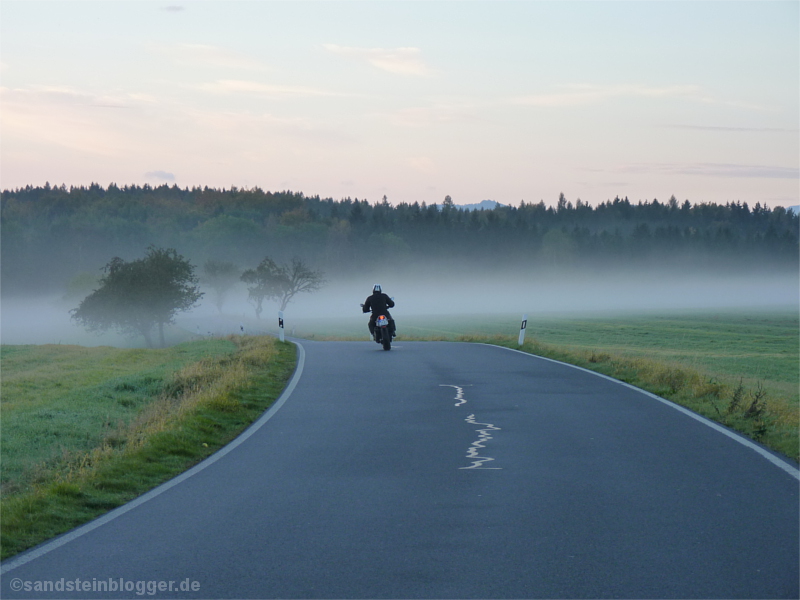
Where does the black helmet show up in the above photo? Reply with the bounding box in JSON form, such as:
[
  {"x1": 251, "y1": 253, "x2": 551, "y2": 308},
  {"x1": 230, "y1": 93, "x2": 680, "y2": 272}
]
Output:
[{"x1": 373, "y1": 284, "x2": 381, "y2": 293}]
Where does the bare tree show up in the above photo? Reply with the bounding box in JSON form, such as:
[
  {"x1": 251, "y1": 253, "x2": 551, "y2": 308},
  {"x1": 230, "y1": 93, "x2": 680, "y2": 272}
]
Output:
[
  {"x1": 278, "y1": 258, "x2": 325, "y2": 311},
  {"x1": 241, "y1": 256, "x2": 325, "y2": 318}
]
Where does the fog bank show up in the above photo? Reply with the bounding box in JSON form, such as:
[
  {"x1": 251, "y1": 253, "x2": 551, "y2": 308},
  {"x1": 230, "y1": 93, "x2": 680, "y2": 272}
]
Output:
[{"x1": 2, "y1": 265, "x2": 797, "y2": 347}]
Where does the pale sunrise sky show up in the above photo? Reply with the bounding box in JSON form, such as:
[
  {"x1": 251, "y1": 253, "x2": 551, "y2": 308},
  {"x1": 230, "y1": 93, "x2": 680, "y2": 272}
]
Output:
[{"x1": 1, "y1": 1, "x2": 798, "y2": 208}]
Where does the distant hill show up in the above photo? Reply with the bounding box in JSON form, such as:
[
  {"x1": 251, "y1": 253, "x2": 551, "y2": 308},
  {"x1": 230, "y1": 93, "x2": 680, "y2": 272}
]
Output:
[{"x1": 454, "y1": 200, "x2": 506, "y2": 211}]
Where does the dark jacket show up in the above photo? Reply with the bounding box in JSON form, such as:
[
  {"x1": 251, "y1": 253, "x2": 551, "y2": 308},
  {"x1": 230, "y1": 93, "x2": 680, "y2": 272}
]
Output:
[{"x1": 362, "y1": 292, "x2": 394, "y2": 317}]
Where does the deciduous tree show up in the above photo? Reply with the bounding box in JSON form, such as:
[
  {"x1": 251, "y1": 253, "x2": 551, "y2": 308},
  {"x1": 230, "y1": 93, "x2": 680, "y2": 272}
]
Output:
[
  {"x1": 71, "y1": 246, "x2": 203, "y2": 347},
  {"x1": 241, "y1": 257, "x2": 284, "y2": 319}
]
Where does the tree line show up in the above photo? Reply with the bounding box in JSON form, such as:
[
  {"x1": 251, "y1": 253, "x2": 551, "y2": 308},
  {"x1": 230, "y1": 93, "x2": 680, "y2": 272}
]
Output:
[{"x1": 2, "y1": 183, "x2": 797, "y2": 294}]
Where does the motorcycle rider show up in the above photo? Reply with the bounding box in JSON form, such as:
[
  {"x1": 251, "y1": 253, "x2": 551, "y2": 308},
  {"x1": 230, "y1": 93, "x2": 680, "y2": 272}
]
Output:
[{"x1": 362, "y1": 284, "x2": 396, "y2": 338}]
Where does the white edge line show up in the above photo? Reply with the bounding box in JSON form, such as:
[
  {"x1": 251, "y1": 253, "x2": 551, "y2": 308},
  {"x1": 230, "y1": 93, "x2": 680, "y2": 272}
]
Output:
[
  {"x1": 485, "y1": 343, "x2": 800, "y2": 481},
  {"x1": 1, "y1": 342, "x2": 307, "y2": 574}
]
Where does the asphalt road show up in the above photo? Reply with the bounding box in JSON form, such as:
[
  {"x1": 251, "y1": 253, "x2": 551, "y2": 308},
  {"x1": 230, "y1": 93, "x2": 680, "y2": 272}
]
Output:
[{"x1": 3, "y1": 341, "x2": 799, "y2": 599}]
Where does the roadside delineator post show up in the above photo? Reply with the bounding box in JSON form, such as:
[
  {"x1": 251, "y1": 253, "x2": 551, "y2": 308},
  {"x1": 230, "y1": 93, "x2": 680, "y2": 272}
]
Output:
[
  {"x1": 518, "y1": 314, "x2": 528, "y2": 346},
  {"x1": 278, "y1": 311, "x2": 285, "y2": 342}
]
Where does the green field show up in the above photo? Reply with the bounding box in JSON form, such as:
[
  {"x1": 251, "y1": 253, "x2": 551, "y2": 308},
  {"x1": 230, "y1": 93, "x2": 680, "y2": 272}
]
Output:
[
  {"x1": 1, "y1": 339, "x2": 239, "y2": 496},
  {"x1": 428, "y1": 310, "x2": 798, "y2": 402},
  {"x1": 0, "y1": 336, "x2": 296, "y2": 559}
]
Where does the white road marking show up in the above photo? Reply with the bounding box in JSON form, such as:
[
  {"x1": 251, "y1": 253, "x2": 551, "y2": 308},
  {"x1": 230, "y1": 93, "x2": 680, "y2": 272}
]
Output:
[
  {"x1": 441, "y1": 384, "x2": 502, "y2": 470},
  {"x1": 460, "y1": 414, "x2": 503, "y2": 470},
  {"x1": 439, "y1": 384, "x2": 470, "y2": 406}
]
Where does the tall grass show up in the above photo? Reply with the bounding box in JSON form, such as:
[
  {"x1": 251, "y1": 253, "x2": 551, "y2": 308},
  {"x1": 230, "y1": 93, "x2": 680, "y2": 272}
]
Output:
[{"x1": 1, "y1": 339, "x2": 238, "y2": 496}]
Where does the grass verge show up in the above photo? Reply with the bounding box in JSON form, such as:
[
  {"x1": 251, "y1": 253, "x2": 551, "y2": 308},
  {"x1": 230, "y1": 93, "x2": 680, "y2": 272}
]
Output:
[
  {"x1": 1, "y1": 336, "x2": 296, "y2": 561},
  {"x1": 1, "y1": 339, "x2": 239, "y2": 494}
]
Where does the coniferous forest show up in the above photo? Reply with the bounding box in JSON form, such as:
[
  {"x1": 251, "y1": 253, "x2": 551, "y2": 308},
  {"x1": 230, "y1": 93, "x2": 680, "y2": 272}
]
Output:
[{"x1": 1, "y1": 183, "x2": 798, "y2": 295}]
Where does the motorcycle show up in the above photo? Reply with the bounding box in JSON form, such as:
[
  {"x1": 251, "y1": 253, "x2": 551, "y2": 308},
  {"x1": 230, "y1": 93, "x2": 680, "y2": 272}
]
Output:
[
  {"x1": 361, "y1": 303, "x2": 395, "y2": 351},
  {"x1": 373, "y1": 314, "x2": 393, "y2": 351}
]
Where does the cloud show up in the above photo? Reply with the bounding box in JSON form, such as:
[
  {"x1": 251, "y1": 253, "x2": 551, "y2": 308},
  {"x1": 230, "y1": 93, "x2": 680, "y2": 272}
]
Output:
[
  {"x1": 0, "y1": 86, "x2": 136, "y2": 155},
  {"x1": 324, "y1": 44, "x2": 432, "y2": 76},
  {"x1": 407, "y1": 157, "x2": 436, "y2": 174},
  {"x1": 385, "y1": 104, "x2": 480, "y2": 128},
  {"x1": 620, "y1": 162, "x2": 799, "y2": 179},
  {"x1": 510, "y1": 84, "x2": 775, "y2": 112},
  {"x1": 680, "y1": 164, "x2": 799, "y2": 179},
  {"x1": 667, "y1": 124, "x2": 798, "y2": 133},
  {"x1": 195, "y1": 79, "x2": 353, "y2": 98},
  {"x1": 8, "y1": 85, "x2": 132, "y2": 108},
  {"x1": 1, "y1": 82, "x2": 355, "y2": 167},
  {"x1": 182, "y1": 107, "x2": 357, "y2": 147},
  {"x1": 152, "y1": 43, "x2": 269, "y2": 71},
  {"x1": 162, "y1": 5, "x2": 185, "y2": 12},
  {"x1": 145, "y1": 170, "x2": 175, "y2": 182},
  {"x1": 510, "y1": 84, "x2": 708, "y2": 107}
]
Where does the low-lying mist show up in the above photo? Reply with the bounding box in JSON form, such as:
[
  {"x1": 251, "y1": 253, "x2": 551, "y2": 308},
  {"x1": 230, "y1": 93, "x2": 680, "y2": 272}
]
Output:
[{"x1": 2, "y1": 265, "x2": 797, "y2": 348}]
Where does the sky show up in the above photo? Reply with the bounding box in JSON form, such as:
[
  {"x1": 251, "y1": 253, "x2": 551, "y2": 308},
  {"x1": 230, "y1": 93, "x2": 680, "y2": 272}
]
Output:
[{"x1": 1, "y1": 1, "x2": 798, "y2": 209}]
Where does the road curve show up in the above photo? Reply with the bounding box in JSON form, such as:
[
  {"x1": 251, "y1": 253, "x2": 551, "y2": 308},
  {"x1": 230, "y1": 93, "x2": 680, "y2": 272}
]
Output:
[{"x1": 3, "y1": 341, "x2": 798, "y2": 599}]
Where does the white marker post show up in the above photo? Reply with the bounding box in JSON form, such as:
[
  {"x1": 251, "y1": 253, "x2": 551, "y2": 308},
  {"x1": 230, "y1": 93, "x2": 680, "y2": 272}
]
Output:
[
  {"x1": 278, "y1": 311, "x2": 285, "y2": 342},
  {"x1": 518, "y1": 314, "x2": 528, "y2": 346}
]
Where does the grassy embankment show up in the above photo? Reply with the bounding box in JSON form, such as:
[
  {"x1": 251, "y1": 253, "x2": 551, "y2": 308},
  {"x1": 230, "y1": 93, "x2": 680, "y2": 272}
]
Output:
[
  {"x1": 0, "y1": 336, "x2": 296, "y2": 560},
  {"x1": 287, "y1": 309, "x2": 799, "y2": 462}
]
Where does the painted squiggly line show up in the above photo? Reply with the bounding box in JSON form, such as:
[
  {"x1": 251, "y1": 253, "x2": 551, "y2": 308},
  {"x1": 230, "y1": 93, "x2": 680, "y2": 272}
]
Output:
[
  {"x1": 441, "y1": 385, "x2": 501, "y2": 469},
  {"x1": 439, "y1": 384, "x2": 470, "y2": 406},
  {"x1": 460, "y1": 414, "x2": 502, "y2": 469}
]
